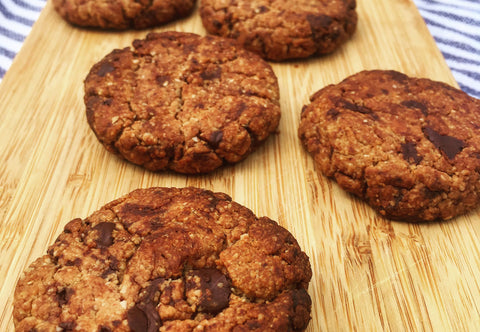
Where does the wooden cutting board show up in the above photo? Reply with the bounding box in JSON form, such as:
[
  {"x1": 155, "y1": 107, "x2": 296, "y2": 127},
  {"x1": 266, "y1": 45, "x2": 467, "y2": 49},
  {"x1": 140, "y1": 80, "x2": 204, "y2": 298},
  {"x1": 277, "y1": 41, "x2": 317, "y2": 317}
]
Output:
[{"x1": 1, "y1": 0, "x2": 479, "y2": 330}]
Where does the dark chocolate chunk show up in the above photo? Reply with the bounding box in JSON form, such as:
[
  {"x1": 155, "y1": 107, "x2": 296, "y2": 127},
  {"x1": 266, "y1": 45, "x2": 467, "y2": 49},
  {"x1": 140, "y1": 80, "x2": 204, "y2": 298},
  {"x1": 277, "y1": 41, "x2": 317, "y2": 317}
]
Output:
[
  {"x1": 127, "y1": 305, "x2": 149, "y2": 332},
  {"x1": 327, "y1": 108, "x2": 340, "y2": 120},
  {"x1": 307, "y1": 14, "x2": 333, "y2": 35},
  {"x1": 102, "y1": 98, "x2": 113, "y2": 106},
  {"x1": 257, "y1": 5, "x2": 269, "y2": 13},
  {"x1": 340, "y1": 99, "x2": 379, "y2": 120},
  {"x1": 423, "y1": 126, "x2": 466, "y2": 159},
  {"x1": 386, "y1": 70, "x2": 408, "y2": 83},
  {"x1": 93, "y1": 222, "x2": 116, "y2": 248},
  {"x1": 200, "y1": 66, "x2": 222, "y2": 80},
  {"x1": 401, "y1": 141, "x2": 422, "y2": 164},
  {"x1": 209, "y1": 130, "x2": 224, "y2": 148},
  {"x1": 186, "y1": 268, "x2": 231, "y2": 314},
  {"x1": 97, "y1": 62, "x2": 115, "y2": 77},
  {"x1": 127, "y1": 278, "x2": 163, "y2": 332},
  {"x1": 156, "y1": 75, "x2": 170, "y2": 86},
  {"x1": 58, "y1": 321, "x2": 76, "y2": 331},
  {"x1": 56, "y1": 288, "x2": 74, "y2": 306},
  {"x1": 401, "y1": 100, "x2": 428, "y2": 116}
]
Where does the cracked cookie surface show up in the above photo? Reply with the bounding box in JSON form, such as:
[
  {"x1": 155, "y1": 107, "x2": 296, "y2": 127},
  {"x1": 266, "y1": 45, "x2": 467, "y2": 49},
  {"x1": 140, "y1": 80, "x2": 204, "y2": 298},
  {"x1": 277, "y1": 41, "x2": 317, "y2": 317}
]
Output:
[
  {"x1": 299, "y1": 70, "x2": 480, "y2": 221},
  {"x1": 52, "y1": 0, "x2": 196, "y2": 29},
  {"x1": 13, "y1": 187, "x2": 312, "y2": 331},
  {"x1": 85, "y1": 31, "x2": 281, "y2": 174},
  {"x1": 200, "y1": 0, "x2": 357, "y2": 61}
]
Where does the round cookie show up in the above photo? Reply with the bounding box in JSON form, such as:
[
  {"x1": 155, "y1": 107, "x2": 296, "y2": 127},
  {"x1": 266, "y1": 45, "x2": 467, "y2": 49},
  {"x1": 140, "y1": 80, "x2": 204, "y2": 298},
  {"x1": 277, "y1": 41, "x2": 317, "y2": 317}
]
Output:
[
  {"x1": 299, "y1": 70, "x2": 480, "y2": 222},
  {"x1": 52, "y1": 0, "x2": 196, "y2": 30},
  {"x1": 14, "y1": 187, "x2": 312, "y2": 331},
  {"x1": 200, "y1": 0, "x2": 357, "y2": 61},
  {"x1": 84, "y1": 31, "x2": 281, "y2": 174}
]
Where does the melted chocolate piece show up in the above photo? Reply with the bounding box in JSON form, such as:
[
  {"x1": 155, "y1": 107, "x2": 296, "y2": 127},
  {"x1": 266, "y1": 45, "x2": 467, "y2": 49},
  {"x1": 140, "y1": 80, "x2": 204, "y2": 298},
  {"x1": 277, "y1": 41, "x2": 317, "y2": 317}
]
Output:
[
  {"x1": 327, "y1": 108, "x2": 341, "y2": 120},
  {"x1": 257, "y1": 5, "x2": 269, "y2": 13},
  {"x1": 209, "y1": 131, "x2": 224, "y2": 148},
  {"x1": 423, "y1": 127, "x2": 466, "y2": 159},
  {"x1": 307, "y1": 14, "x2": 333, "y2": 42},
  {"x1": 187, "y1": 268, "x2": 231, "y2": 314},
  {"x1": 101, "y1": 256, "x2": 120, "y2": 279},
  {"x1": 56, "y1": 287, "x2": 74, "y2": 306},
  {"x1": 401, "y1": 100, "x2": 428, "y2": 116},
  {"x1": 127, "y1": 278, "x2": 163, "y2": 332},
  {"x1": 127, "y1": 305, "x2": 149, "y2": 332},
  {"x1": 97, "y1": 62, "x2": 115, "y2": 77},
  {"x1": 340, "y1": 99, "x2": 379, "y2": 120},
  {"x1": 155, "y1": 75, "x2": 170, "y2": 86},
  {"x1": 58, "y1": 321, "x2": 76, "y2": 331},
  {"x1": 93, "y1": 222, "x2": 116, "y2": 248},
  {"x1": 386, "y1": 70, "x2": 408, "y2": 83},
  {"x1": 200, "y1": 66, "x2": 221, "y2": 80},
  {"x1": 401, "y1": 141, "x2": 422, "y2": 164}
]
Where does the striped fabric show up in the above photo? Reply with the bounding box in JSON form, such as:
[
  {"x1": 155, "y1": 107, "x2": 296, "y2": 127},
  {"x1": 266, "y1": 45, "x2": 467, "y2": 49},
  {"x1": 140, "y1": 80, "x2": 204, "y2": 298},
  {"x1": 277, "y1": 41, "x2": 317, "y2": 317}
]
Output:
[
  {"x1": 0, "y1": 0, "x2": 46, "y2": 81},
  {"x1": 0, "y1": 0, "x2": 479, "y2": 99},
  {"x1": 413, "y1": 0, "x2": 480, "y2": 99}
]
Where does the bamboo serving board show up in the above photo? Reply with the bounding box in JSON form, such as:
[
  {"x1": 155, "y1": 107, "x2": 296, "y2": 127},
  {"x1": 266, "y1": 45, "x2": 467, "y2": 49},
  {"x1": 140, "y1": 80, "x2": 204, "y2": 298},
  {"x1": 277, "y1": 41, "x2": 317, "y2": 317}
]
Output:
[{"x1": 1, "y1": 0, "x2": 480, "y2": 331}]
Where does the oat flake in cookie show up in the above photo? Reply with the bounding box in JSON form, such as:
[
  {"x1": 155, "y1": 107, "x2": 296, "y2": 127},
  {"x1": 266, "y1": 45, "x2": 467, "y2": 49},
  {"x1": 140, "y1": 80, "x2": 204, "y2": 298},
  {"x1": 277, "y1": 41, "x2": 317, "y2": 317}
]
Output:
[
  {"x1": 200, "y1": 0, "x2": 357, "y2": 61},
  {"x1": 13, "y1": 187, "x2": 312, "y2": 331},
  {"x1": 299, "y1": 70, "x2": 480, "y2": 222},
  {"x1": 52, "y1": 0, "x2": 196, "y2": 30},
  {"x1": 85, "y1": 31, "x2": 281, "y2": 174}
]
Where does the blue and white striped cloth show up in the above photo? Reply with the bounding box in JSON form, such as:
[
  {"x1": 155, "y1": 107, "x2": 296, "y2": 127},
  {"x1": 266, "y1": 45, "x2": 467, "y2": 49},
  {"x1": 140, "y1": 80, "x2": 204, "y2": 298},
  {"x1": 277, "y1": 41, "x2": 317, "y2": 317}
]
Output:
[
  {"x1": 0, "y1": 0, "x2": 46, "y2": 80},
  {"x1": 0, "y1": 0, "x2": 479, "y2": 99},
  {"x1": 414, "y1": 0, "x2": 480, "y2": 99}
]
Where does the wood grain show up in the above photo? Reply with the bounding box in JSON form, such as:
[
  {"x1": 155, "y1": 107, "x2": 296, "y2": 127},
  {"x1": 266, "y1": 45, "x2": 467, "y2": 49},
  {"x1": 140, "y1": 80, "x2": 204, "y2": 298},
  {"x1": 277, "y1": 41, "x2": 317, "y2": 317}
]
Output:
[{"x1": 1, "y1": 0, "x2": 479, "y2": 331}]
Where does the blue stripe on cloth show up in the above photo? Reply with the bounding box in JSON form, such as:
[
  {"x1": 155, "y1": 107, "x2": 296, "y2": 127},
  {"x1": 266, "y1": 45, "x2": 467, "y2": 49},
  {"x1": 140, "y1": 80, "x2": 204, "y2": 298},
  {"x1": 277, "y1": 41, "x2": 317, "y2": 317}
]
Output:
[
  {"x1": 0, "y1": 2, "x2": 35, "y2": 26},
  {"x1": 0, "y1": 25, "x2": 26, "y2": 41},
  {"x1": 0, "y1": 0, "x2": 46, "y2": 82},
  {"x1": 0, "y1": 46, "x2": 16, "y2": 59},
  {"x1": 421, "y1": 18, "x2": 480, "y2": 45},
  {"x1": 422, "y1": 10, "x2": 480, "y2": 30},
  {"x1": 459, "y1": 84, "x2": 480, "y2": 100},
  {"x1": 441, "y1": 51, "x2": 480, "y2": 67},
  {"x1": 10, "y1": 0, "x2": 44, "y2": 12},
  {"x1": 436, "y1": 36, "x2": 480, "y2": 53},
  {"x1": 418, "y1": 0, "x2": 480, "y2": 10}
]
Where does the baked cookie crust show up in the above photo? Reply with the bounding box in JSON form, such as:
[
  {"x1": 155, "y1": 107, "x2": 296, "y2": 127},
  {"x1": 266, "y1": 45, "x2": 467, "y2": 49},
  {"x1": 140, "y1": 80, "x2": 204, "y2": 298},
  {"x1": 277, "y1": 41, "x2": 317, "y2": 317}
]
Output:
[
  {"x1": 52, "y1": 0, "x2": 196, "y2": 29},
  {"x1": 299, "y1": 70, "x2": 480, "y2": 221},
  {"x1": 14, "y1": 187, "x2": 312, "y2": 331},
  {"x1": 200, "y1": 0, "x2": 357, "y2": 61},
  {"x1": 84, "y1": 31, "x2": 281, "y2": 174}
]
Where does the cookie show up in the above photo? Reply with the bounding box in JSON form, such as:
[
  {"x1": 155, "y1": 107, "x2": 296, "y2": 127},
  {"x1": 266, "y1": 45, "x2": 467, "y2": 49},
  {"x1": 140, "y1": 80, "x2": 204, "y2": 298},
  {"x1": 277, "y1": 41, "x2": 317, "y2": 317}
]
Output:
[
  {"x1": 14, "y1": 187, "x2": 312, "y2": 331},
  {"x1": 199, "y1": 0, "x2": 357, "y2": 61},
  {"x1": 85, "y1": 31, "x2": 281, "y2": 174},
  {"x1": 52, "y1": 0, "x2": 196, "y2": 30},
  {"x1": 299, "y1": 70, "x2": 480, "y2": 221}
]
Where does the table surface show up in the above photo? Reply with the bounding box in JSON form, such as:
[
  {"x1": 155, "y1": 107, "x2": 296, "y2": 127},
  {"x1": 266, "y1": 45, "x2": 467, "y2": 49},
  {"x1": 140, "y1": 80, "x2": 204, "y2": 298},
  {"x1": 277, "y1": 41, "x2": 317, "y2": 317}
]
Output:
[{"x1": 1, "y1": 0, "x2": 480, "y2": 331}]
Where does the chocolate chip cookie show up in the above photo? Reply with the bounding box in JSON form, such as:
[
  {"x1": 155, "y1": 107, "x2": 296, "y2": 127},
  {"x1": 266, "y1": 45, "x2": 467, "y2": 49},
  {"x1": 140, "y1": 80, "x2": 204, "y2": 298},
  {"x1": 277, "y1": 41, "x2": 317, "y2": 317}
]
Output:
[
  {"x1": 200, "y1": 0, "x2": 357, "y2": 61},
  {"x1": 85, "y1": 31, "x2": 281, "y2": 174},
  {"x1": 14, "y1": 187, "x2": 312, "y2": 331},
  {"x1": 299, "y1": 70, "x2": 480, "y2": 221},
  {"x1": 52, "y1": 0, "x2": 196, "y2": 29}
]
